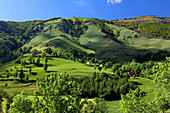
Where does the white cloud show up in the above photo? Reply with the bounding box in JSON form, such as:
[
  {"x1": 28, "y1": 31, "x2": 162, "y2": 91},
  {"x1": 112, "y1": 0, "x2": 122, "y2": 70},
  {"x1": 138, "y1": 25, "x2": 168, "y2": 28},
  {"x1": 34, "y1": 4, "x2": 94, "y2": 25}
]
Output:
[
  {"x1": 73, "y1": 0, "x2": 95, "y2": 15},
  {"x1": 73, "y1": 0, "x2": 87, "y2": 6},
  {"x1": 107, "y1": 0, "x2": 122, "y2": 4}
]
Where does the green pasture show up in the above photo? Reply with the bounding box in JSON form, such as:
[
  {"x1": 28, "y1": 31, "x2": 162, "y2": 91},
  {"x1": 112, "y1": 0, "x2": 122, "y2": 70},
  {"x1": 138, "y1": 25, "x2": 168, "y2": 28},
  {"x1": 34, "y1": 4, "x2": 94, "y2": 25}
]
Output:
[
  {"x1": 0, "y1": 57, "x2": 102, "y2": 96},
  {"x1": 0, "y1": 56, "x2": 166, "y2": 113},
  {"x1": 24, "y1": 19, "x2": 95, "y2": 54},
  {"x1": 107, "y1": 24, "x2": 170, "y2": 51},
  {"x1": 0, "y1": 57, "x2": 99, "y2": 81},
  {"x1": 34, "y1": 36, "x2": 95, "y2": 54},
  {"x1": 79, "y1": 23, "x2": 152, "y2": 61},
  {"x1": 79, "y1": 24, "x2": 123, "y2": 51}
]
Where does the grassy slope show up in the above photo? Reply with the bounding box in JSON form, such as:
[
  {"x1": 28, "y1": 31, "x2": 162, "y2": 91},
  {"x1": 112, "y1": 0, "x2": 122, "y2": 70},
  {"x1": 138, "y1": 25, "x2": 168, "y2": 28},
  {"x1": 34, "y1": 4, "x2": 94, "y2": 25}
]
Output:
[
  {"x1": 24, "y1": 18, "x2": 170, "y2": 61},
  {"x1": 79, "y1": 23, "x2": 151, "y2": 61},
  {"x1": 80, "y1": 23, "x2": 123, "y2": 50},
  {"x1": 34, "y1": 36, "x2": 95, "y2": 54},
  {"x1": 107, "y1": 24, "x2": 170, "y2": 51},
  {"x1": 24, "y1": 19, "x2": 94, "y2": 54},
  {"x1": 79, "y1": 23, "x2": 130, "y2": 61},
  {"x1": 0, "y1": 57, "x2": 97, "y2": 81},
  {"x1": 0, "y1": 57, "x2": 101, "y2": 96},
  {"x1": 0, "y1": 57, "x2": 99, "y2": 112}
]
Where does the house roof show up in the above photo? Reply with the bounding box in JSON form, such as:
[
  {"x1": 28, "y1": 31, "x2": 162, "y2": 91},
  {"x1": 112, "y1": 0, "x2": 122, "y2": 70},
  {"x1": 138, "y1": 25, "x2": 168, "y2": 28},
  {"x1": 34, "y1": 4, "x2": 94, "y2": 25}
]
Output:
[{"x1": 128, "y1": 72, "x2": 136, "y2": 75}]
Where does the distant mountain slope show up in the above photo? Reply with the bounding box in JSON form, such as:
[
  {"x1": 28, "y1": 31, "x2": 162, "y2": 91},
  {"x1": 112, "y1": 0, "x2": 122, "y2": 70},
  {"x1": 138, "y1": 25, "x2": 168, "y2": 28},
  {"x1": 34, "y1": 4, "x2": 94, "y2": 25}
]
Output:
[
  {"x1": 24, "y1": 18, "x2": 94, "y2": 54},
  {"x1": 0, "y1": 20, "x2": 44, "y2": 62},
  {"x1": 113, "y1": 16, "x2": 170, "y2": 40},
  {"x1": 0, "y1": 16, "x2": 170, "y2": 62},
  {"x1": 107, "y1": 24, "x2": 170, "y2": 51},
  {"x1": 114, "y1": 15, "x2": 170, "y2": 23}
]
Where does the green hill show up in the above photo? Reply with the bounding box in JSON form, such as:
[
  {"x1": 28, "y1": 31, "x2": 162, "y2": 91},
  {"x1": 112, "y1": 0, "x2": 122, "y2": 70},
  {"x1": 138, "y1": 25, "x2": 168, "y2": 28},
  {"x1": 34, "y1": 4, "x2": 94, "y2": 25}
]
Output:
[
  {"x1": 107, "y1": 24, "x2": 170, "y2": 51},
  {"x1": 0, "y1": 17, "x2": 170, "y2": 63},
  {"x1": 0, "y1": 16, "x2": 170, "y2": 113},
  {"x1": 24, "y1": 19, "x2": 94, "y2": 54}
]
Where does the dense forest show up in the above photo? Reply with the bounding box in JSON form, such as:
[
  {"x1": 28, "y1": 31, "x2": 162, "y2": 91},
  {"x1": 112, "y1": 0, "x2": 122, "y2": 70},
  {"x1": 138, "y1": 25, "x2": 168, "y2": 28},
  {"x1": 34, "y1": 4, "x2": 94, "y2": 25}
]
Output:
[{"x1": 0, "y1": 20, "x2": 44, "y2": 63}]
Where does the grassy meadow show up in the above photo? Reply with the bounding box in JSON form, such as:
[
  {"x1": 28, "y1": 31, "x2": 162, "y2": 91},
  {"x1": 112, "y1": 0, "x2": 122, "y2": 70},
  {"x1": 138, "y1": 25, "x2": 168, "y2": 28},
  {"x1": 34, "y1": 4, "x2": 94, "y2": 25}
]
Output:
[
  {"x1": 107, "y1": 24, "x2": 170, "y2": 51},
  {"x1": 0, "y1": 55, "x2": 164, "y2": 113}
]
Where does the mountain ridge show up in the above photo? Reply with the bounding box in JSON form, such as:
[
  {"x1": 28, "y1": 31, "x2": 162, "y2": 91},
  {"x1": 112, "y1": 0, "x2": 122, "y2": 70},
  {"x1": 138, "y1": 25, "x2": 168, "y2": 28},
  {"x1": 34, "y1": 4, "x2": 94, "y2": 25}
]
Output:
[
  {"x1": 113, "y1": 15, "x2": 170, "y2": 23},
  {"x1": 0, "y1": 16, "x2": 170, "y2": 63}
]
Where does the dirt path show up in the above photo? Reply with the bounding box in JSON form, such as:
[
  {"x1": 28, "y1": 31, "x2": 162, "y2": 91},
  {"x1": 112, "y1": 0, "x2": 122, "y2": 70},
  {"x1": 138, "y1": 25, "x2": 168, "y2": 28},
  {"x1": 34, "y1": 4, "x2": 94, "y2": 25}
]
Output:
[{"x1": 22, "y1": 84, "x2": 37, "y2": 90}]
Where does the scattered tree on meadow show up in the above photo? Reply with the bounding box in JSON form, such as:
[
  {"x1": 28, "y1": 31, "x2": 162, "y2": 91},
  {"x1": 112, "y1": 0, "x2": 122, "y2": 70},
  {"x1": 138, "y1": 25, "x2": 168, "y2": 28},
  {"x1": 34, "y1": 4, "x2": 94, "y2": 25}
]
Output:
[
  {"x1": 43, "y1": 62, "x2": 47, "y2": 72},
  {"x1": 13, "y1": 68, "x2": 18, "y2": 78},
  {"x1": 27, "y1": 56, "x2": 33, "y2": 63},
  {"x1": 31, "y1": 49, "x2": 38, "y2": 57},
  {"x1": 21, "y1": 60, "x2": 26, "y2": 67},
  {"x1": 45, "y1": 57, "x2": 48, "y2": 63},
  {"x1": 32, "y1": 58, "x2": 35, "y2": 64},
  {"x1": 45, "y1": 48, "x2": 52, "y2": 54},
  {"x1": 36, "y1": 57, "x2": 40, "y2": 66},
  {"x1": 6, "y1": 72, "x2": 10, "y2": 78},
  {"x1": 98, "y1": 67, "x2": 102, "y2": 72},
  {"x1": 25, "y1": 75, "x2": 29, "y2": 81},
  {"x1": 4, "y1": 83, "x2": 8, "y2": 87},
  {"x1": 94, "y1": 65, "x2": 96, "y2": 70},
  {"x1": 41, "y1": 51, "x2": 46, "y2": 58},
  {"x1": 29, "y1": 68, "x2": 32, "y2": 74},
  {"x1": 104, "y1": 65, "x2": 107, "y2": 70},
  {"x1": 18, "y1": 68, "x2": 25, "y2": 81}
]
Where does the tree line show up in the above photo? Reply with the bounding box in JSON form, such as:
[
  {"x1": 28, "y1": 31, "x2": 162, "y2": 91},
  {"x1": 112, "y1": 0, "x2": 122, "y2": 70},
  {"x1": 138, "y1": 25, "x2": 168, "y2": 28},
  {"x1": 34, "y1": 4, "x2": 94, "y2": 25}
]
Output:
[{"x1": 73, "y1": 72, "x2": 137, "y2": 100}]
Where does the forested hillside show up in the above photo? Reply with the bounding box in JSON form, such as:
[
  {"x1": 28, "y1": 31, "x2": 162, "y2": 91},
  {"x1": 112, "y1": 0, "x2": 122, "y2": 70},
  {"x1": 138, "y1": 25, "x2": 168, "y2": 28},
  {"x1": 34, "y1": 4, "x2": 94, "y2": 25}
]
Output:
[
  {"x1": 0, "y1": 20, "x2": 44, "y2": 63},
  {"x1": 0, "y1": 16, "x2": 170, "y2": 64}
]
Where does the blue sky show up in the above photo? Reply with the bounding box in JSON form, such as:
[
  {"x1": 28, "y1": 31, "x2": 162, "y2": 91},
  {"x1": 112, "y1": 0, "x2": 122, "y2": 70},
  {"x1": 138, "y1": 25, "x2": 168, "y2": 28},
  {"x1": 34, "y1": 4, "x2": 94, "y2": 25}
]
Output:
[{"x1": 0, "y1": 0, "x2": 169, "y2": 21}]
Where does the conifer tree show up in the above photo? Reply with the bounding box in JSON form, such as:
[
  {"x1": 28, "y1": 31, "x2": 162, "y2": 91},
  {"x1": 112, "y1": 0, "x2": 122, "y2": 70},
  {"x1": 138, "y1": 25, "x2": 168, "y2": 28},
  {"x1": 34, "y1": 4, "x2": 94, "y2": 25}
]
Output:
[
  {"x1": 43, "y1": 62, "x2": 47, "y2": 72},
  {"x1": 19, "y1": 68, "x2": 25, "y2": 81},
  {"x1": 36, "y1": 57, "x2": 40, "y2": 66}
]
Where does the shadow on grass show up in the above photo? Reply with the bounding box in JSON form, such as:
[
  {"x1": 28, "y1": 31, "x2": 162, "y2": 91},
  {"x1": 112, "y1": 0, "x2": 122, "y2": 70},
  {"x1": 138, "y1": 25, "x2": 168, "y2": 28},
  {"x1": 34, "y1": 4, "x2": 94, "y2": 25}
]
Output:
[
  {"x1": 37, "y1": 64, "x2": 43, "y2": 67},
  {"x1": 25, "y1": 66, "x2": 32, "y2": 68},
  {"x1": 20, "y1": 80, "x2": 36, "y2": 83},
  {"x1": 31, "y1": 72, "x2": 37, "y2": 75},
  {"x1": 46, "y1": 71, "x2": 57, "y2": 73},
  {"x1": 48, "y1": 64, "x2": 55, "y2": 67},
  {"x1": 131, "y1": 81, "x2": 143, "y2": 85}
]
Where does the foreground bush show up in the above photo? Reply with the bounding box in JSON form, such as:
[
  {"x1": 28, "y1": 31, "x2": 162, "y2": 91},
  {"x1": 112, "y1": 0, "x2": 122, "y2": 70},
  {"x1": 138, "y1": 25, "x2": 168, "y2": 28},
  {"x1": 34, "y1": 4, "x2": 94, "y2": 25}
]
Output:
[{"x1": 8, "y1": 73, "x2": 108, "y2": 113}]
